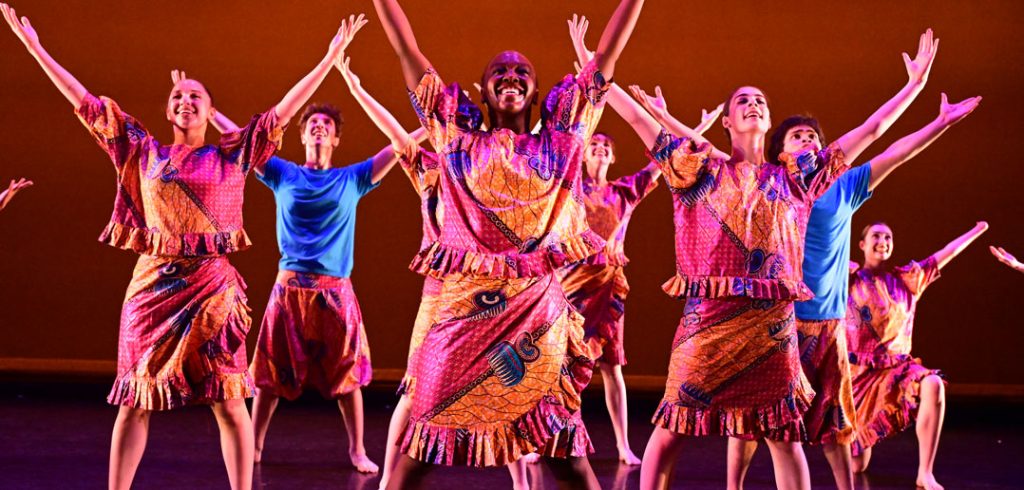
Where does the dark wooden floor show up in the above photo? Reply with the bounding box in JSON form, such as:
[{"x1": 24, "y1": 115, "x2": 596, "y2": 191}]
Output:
[{"x1": 1, "y1": 381, "x2": 1021, "y2": 489}]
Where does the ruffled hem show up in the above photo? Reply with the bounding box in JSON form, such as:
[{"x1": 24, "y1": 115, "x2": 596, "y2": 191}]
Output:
[
  {"x1": 107, "y1": 371, "x2": 254, "y2": 411},
  {"x1": 651, "y1": 382, "x2": 814, "y2": 442},
  {"x1": 582, "y1": 251, "x2": 629, "y2": 267},
  {"x1": 851, "y1": 368, "x2": 943, "y2": 455},
  {"x1": 99, "y1": 221, "x2": 252, "y2": 257},
  {"x1": 399, "y1": 394, "x2": 592, "y2": 467},
  {"x1": 661, "y1": 274, "x2": 813, "y2": 301},
  {"x1": 409, "y1": 230, "x2": 605, "y2": 279},
  {"x1": 849, "y1": 352, "x2": 916, "y2": 370}
]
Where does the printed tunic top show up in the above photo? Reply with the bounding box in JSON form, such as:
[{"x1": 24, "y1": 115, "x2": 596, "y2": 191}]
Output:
[
  {"x1": 580, "y1": 164, "x2": 659, "y2": 266},
  {"x1": 76, "y1": 94, "x2": 281, "y2": 257},
  {"x1": 846, "y1": 257, "x2": 940, "y2": 367},
  {"x1": 407, "y1": 61, "x2": 609, "y2": 279},
  {"x1": 651, "y1": 133, "x2": 848, "y2": 300}
]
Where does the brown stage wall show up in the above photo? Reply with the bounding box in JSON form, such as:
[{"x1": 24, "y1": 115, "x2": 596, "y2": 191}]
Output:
[{"x1": 0, "y1": 1, "x2": 1021, "y2": 388}]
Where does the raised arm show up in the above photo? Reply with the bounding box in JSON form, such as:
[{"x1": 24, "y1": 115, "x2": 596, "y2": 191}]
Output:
[
  {"x1": 371, "y1": 0, "x2": 432, "y2": 90},
  {"x1": 274, "y1": 14, "x2": 367, "y2": 127},
  {"x1": 868, "y1": 93, "x2": 981, "y2": 191},
  {"x1": 591, "y1": 0, "x2": 646, "y2": 80},
  {"x1": 833, "y1": 29, "x2": 938, "y2": 163},
  {"x1": 929, "y1": 221, "x2": 988, "y2": 270},
  {"x1": 2, "y1": 4, "x2": 87, "y2": 107},
  {"x1": 171, "y1": 70, "x2": 241, "y2": 133},
  {"x1": 630, "y1": 85, "x2": 731, "y2": 161},
  {"x1": 335, "y1": 55, "x2": 417, "y2": 184},
  {"x1": 990, "y1": 246, "x2": 1024, "y2": 273},
  {"x1": 0, "y1": 178, "x2": 32, "y2": 212}
]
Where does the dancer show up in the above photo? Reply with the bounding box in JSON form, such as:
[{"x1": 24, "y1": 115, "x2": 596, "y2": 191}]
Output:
[
  {"x1": 990, "y1": 246, "x2": 1024, "y2": 273},
  {"x1": 848, "y1": 220, "x2": 988, "y2": 490},
  {"x1": 173, "y1": 16, "x2": 386, "y2": 474},
  {"x1": 2, "y1": 4, "x2": 359, "y2": 488},
  {"x1": 0, "y1": 177, "x2": 32, "y2": 212},
  {"x1": 555, "y1": 15, "x2": 722, "y2": 467},
  {"x1": 371, "y1": 1, "x2": 646, "y2": 488}
]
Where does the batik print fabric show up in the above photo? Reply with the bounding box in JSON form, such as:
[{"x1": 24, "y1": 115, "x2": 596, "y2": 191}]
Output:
[
  {"x1": 76, "y1": 94, "x2": 281, "y2": 410},
  {"x1": 250, "y1": 271, "x2": 372, "y2": 400},
  {"x1": 649, "y1": 132, "x2": 849, "y2": 440},
  {"x1": 846, "y1": 257, "x2": 942, "y2": 455},
  {"x1": 797, "y1": 318, "x2": 856, "y2": 445},
  {"x1": 580, "y1": 164, "x2": 659, "y2": 267},
  {"x1": 397, "y1": 61, "x2": 609, "y2": 467}
]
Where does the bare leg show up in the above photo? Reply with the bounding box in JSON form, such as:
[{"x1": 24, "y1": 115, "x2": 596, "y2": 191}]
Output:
[
  {"x1": 599, "y1": 363, "x2": 640, "y2": 465},
  {"x1": 726, "y1": 437, "x2": 759, "y2": 490},
  {"x1": 380, "y1": 395, "x2": 412, "y2": 489},
  {"x1": 384, "y1": 455, "x2": 432, "y2": 490},
  {"x1": 639, "y1": 427, "x2": 685, "y2": 490},
  {"x1": 821, "y1": 442, "x2": 854, "y2": 490},
  {"x1": 250, "y1": 390, "x2": 278, "y2": 463},
  {"x1": 763, "y1": 440, "x2": 810, "y2": 490},
  {"x1": 509, "y1": 458, "x2": 531, "y2": 490},
  {"x1": 541, "y1": 456, "x2": 600, "y2": 490},
  {"x1": 211, "y1": 399, "x2": 255, "y2": 490},
  {"x1": 338, "y1": 388, "x2": 379, "y2": 473},
  {"x1": 851, "y1": 446, "x2": 872, "y2": 473},
  {"x1": 915, "y1": 375, "x2": 945, "y2": 490},
  {"x1": 109, "y1": 406, "x2": 151, "y2": 490}
]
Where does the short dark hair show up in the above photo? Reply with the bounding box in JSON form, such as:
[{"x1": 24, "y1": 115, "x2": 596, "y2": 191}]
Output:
[
  {"x1": 721, "y1": 86, "x2": 771, "y2": 144},
  {"x1": 299, "y1": 103, "x2": 344, "y2": 133},
  {"x1": 860, "y1": 221, "x2": 892, "y2": 240},
  {"x1": 768, "y1": 114, "x2": 826, "y2": 165}
]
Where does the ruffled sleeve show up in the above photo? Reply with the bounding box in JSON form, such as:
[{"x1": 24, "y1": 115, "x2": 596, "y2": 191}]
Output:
[
  {"x1": 75, "y1": 94, "x2": 152, "y2": 172},
  {"x1": 614, "y1": 162, "x2": 660, "y2": 206},
  {"x1": 898, "y1": 256, "x2": 941, "y2": 296},
  {"x1": 648, "y1": 128, "x2": 714, "y2": 198},
  {"x1": 409, "y1": 69, "x2": 484, "y2": 153},
  {"x1": 219, "y1": 108, "x2": 284, "y2": 175},
  {"x1": 397, "y1": 143, "x2": 441, "y2": 198},
  {"x1": 779, "y1": 142, "x2": 850, "y2": 201},
  {"x1": 541, "y1": 60, "x2": 609, "y2": 142}
]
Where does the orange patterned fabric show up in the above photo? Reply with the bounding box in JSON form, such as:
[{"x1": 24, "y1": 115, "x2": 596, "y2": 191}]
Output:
[
  {"x1": 846, "y1": 257, "x2": 943, "y2": 454},
  {"x1": 560, "y1": 263, "x2": 630, "y2": 365},
  {"x1": 796, "y1": 319, "x2": 856, "y2": 445},
  {"x1": 250, "y1": 271, "x2": 372, "y2": 400},
  {"x1": 652, "y1": 298, "x2": 813, "y2": 440},
  {"x1": 651, "y1": 132, "x2": 848, "y2": 300},
  {"x1": 76, "y1": 94, "x2": 282, "y2": 257},
  {"x1": 580, "y1": 164, "x2": 659, "y2": 266},
  {"x1": 109, "y1": 255, "x2": 253, "y2": 410}
]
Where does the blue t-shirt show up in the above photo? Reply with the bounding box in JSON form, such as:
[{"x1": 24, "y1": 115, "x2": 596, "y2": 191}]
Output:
[
  {"x1": 795, "y1": 163, "x2": 873, "y2": 321},
  {"x1": 257, "y1": 156, "x2": 379, "y2": 278}
]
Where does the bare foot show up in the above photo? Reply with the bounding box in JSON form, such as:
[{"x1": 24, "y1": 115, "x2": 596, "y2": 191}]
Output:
[
  {"x1": 917, "y1": 472, "x2": 944, "y2": 490},
  {"x1": 618, "y1": 447, "x2": 641, "y2": 466},
  {"x1": 254, "y1": 447, "x2": 263, "y2": 464},
  {"x1": 350, "y1": 452, "x2": 380, "y2": 474},
  {"x1": 521, "y1": 452, "x2": 541, "y2": 464}
]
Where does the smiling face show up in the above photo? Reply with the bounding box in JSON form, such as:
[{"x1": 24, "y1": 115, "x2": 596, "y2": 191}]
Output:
[
  {"x1": 585, "y1": 133, "x2": 616, "y2": 168},
  {"x1": 480, "y1": 51, "x2": 538, "y2": 120},
  {"x1": 860, "y1": 223, "x2": 895, "y2": 264},
  {"x1": 722, "y1": 86, "x2": 771, "y2": 141},
  {"x1": 782, "y1": 124, "x2": 822, "y2": 154},
  {"x1": 300, "y1": 112, "x2": 341, "y2": 150},
  {"x1": 165, "y1": 79, "x2": 214, "y2": 131}
]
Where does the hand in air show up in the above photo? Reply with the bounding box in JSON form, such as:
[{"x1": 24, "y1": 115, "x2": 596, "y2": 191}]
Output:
[
  {"x1": 171, "y1": 69, "x2": 187, "y2": 85},
  {"x1": 694, "y1": 103, "x2": 724, "y2": 135},
  {"x1": 567, "y1": 14, "x2": 595, "y2": 64},
  {"x1": 0, "y1": 177, "x2": 33, "y2": 211},
  {"x1": 629, "y1": 85, "x2": 669, "y2": 121},
  {"x1": 990, "y1": 246, "x2": 1024, "y2": 272},
  {"x1": 904, "y1": 28, "x2": 939, "y2": 85},
  {"x1": 938, "y1": 92, "x2": 981, "y2": 126},
  {"x1": 329, "y1": 13, "x2": 368, "y2": 60},
  {"x1": 335, "y1": 56, "x2": 360, "y2": 88},
  {"x1": 1, "y1": 4, "x2": 40, "y2": 48}
]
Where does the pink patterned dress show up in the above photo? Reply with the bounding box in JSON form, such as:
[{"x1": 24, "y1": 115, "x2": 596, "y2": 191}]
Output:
[{"x1": 76, "y1": 94, "x2": 281, "y2": 410}]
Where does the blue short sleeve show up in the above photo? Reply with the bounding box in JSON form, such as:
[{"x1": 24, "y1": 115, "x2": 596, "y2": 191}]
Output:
[
  {"x1": 847, "y1": 163, "x2": 874, "y2": 210},
  {"x1": 257, "y1": 156, "x2": 292, "y2": 191},
  {"x1": 351, "y1": 158, "x2": 382, "y2": 197}
]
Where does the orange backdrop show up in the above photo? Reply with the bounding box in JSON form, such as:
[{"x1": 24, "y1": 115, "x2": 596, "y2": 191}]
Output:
[{"x1": 0, "y1": 0, "x2": 1021, "y2": 387}]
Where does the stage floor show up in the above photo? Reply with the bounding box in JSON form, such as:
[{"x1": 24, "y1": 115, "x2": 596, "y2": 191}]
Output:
[{"x1": 1, "y1": 382, "x2": 1021, "y2": 489}]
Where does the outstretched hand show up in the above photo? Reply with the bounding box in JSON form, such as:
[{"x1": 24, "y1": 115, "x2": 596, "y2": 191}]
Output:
[
  {"x1": 335, "y1": 56, "x2": 361, "y2": 88},
  {"x1": 938, "y1": 92, "x2": 981, "y2": 126},
  {"x1": 629, "y1": 85, "x2": 669, "y2": 121},
  {"x1": 1, "y1": 4, "x2": 40, "y2": 48},
  {"x1": 904, "y1": 28, "x2": 939, "y2": 85},
  {"x1": 694, "y1": 103, "x2": 724, "y2": 135},
  {"x1": 328, "y1": 13, "x2": 368, "y2": 61},
  {"x1": 171, "y1": 69, "x2": 187, "y2": 85},
  {"x1": 567, "y1": 14, "x2": 595, "y2": 64},
  {"x1": 0, "y1": 177, "x2": 33, "y2": 211},
  {"x1": 990, "y1": 246, "x2": 1024, "y2": 272}
]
